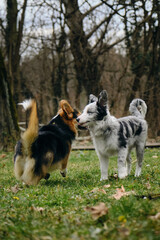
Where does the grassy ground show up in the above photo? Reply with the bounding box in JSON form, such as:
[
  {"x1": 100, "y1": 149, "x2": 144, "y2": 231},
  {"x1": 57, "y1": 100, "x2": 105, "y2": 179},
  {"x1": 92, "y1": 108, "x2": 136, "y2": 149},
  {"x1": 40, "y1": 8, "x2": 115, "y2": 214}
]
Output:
[{"x1": 0, "y1": 148, "x2": 160, "y2": 240}]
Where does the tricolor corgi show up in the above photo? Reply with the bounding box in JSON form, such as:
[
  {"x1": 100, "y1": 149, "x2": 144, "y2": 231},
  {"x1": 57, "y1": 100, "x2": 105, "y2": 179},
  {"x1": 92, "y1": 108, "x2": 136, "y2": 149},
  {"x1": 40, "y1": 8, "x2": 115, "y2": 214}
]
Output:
[{"x1": 14, "y1": 99, "x2": 78, "y2": 185}]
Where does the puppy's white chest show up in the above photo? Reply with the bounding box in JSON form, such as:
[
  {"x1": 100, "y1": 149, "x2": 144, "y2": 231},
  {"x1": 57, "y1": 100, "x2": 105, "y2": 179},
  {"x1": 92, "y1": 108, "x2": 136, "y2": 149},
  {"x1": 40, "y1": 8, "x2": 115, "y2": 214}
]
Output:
[{"x1": 93, "y1": 134, "x2": 118, "y2": 156}]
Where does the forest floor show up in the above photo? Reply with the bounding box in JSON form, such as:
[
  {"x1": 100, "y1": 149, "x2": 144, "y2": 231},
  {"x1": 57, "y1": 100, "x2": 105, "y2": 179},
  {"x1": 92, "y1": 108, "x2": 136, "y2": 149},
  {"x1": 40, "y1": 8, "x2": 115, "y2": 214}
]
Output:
[{"x1": 0, "y1": 148, "x2": 160, "y2": 240}]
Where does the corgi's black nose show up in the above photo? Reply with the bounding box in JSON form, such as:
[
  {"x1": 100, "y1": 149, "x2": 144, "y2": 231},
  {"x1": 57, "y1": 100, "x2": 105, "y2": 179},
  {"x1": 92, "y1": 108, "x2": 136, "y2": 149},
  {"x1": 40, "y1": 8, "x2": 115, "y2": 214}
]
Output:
[{"x1": 76, "y1": 117, "x2": 80, "y2": 122}]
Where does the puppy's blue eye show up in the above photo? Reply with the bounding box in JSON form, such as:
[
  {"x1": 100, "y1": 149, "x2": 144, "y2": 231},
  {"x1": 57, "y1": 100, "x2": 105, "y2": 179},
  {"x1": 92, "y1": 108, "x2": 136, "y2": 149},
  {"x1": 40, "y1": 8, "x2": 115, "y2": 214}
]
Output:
[{"x1": 87, "y1": 111, "x2": 93, "y2": 115}]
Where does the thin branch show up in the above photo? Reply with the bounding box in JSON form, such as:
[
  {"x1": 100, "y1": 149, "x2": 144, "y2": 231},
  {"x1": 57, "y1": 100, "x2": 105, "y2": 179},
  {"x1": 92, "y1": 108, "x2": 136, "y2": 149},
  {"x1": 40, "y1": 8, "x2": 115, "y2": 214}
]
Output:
[
  {"x1": 86, "y1": 13, "x2": 114, "y2": 40},
  {"x1": 98, "y1": 36, "x2": 126, "y2": 56},
  {"x1": 91, "y1": 22, "x2": 108, "y2": 52},
  {"x1": 16, "y1": 0, "x2": 28, "y2": 59},
  {"x1": 82, "y1": 2, "x2": 103, "y2": 19},
  {"x1": 101, "y1": 0, "x2": 125, "y2": 18},
  {"x1": 0, "y1": 18, "x2": 5, "y2": 37}
]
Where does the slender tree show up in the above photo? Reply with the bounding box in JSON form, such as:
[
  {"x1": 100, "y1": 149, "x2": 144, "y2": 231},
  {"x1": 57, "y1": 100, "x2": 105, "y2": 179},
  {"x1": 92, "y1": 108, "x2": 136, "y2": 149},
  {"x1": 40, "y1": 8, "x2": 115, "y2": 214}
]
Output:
[
  {"x1": 0, "y1": 0, "x2": 28, "y2": 148},
  {"x1": 5, "y1": 0, "x2": 28, "y2": 101},
  {"x1": 0, "y1": 48, "x2": 19, "y2": 149}
]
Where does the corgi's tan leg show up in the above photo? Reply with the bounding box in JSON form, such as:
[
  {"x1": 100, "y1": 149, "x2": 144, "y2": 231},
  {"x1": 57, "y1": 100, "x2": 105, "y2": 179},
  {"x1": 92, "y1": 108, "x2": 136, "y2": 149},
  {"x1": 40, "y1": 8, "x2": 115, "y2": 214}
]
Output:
[{"x1": 14, "y1": 155, "x2": 25, "y2": 180}]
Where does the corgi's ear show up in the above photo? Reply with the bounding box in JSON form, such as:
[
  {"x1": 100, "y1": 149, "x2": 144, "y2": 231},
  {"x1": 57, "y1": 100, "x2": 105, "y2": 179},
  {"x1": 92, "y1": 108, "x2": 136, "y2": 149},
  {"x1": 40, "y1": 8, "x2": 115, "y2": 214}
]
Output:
[
  {"x1": 73, "y1": 109, "x2": 80, "y2": 118},
  {"x1": 98, "y1": 90, "x2": 108, "y2": 108},
  {"x1": 60, "y1": 100, "x2": 73, "y2": 119},
  {"x1": 89, "y1": 94, "x2": 98, "y2": 103}
]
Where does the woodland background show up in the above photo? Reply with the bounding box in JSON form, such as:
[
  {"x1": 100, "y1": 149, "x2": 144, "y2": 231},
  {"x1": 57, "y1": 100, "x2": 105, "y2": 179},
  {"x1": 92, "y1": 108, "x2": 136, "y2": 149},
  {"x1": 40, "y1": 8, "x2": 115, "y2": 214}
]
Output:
[{"x1": 0, "y1": 0, "x2": 160, "y2": 149}]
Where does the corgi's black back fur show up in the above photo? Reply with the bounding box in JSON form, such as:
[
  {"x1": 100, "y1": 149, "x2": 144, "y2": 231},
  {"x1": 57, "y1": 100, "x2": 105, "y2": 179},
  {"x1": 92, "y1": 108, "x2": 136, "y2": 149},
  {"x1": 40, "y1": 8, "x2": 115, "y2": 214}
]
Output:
[{"x1": 32, "y1": 116, "x2": 75, "y2": 175}]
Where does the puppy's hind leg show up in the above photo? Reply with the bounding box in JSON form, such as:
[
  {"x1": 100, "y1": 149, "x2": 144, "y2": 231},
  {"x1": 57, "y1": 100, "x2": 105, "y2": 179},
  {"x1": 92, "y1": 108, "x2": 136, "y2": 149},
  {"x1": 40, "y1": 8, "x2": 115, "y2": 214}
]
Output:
[
  {"x1": 135, "y1": 144, "x2": 144, "y2": 177},
  {"x1": 118, "y1": 148, "x2": 128, "y2": 179},
  {"x1": 126, "y1": 153, "x2": 132, "y2": 175}
]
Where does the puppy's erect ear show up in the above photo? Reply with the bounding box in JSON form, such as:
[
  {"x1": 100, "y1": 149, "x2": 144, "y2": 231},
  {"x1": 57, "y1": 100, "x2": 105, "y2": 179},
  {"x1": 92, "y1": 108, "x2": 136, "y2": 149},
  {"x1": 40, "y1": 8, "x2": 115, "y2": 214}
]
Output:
[
  {"x1": 89, "y1": 94, "x2": 98, "y2": 103},
  {"x1": 98, "y1": 90, "x2": 108, "y2": 108},
  {"x1": 60, "y1": 100, "x2": 74, "y2": 119}
]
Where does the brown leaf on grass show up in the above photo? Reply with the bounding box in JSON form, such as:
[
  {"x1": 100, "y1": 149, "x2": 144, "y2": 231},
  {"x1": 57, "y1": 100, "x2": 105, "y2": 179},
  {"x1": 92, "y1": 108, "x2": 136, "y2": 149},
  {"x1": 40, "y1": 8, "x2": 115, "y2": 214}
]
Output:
[
  {"x1": 40, "y1": 237, "x2": 52, "y2": 240},
  {"x1": 149, "y1": 212, "x2": 160, "y2": 220},
  {"x1": 118, "y1": 227, "x2": 130, "y2": 236},
  {"x1": 90, "y1": 188, "x2": 106, "y2": 194},
  {"x1": 103, "y1": 184, "x2": 111, "y2": 188},
  {"x1": 0, "y1": 154, "x2": 6, "y2": 159},
  {"x1": 85, "y1": 202, "x2": 108, "y2": 220},
  {"x1": 145, "y1": 181, "x2": 151, "y2": 189},
  {"x1": 113, "y1": 185, "x2": 135, "y2": 200},
  {"x1": 30, "y1": 206, "x2": 45, "y2": 213},
  {"x1": 11, "y1": 185, "x2": 22, "y2": 193}
]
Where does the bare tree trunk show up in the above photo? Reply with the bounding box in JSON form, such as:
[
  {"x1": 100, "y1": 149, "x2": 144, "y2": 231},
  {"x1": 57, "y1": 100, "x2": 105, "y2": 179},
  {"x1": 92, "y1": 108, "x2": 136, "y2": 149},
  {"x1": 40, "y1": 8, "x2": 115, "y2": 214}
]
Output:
[
  {"x1": 0, "y1": 49, "x2": 19, "y2": 150},
  {"x1": 5, "y1": 0, "x2": 27, "y2": 103},
  {"x1": 61, "y1": 0, "x2": 101, "y2": 105}
]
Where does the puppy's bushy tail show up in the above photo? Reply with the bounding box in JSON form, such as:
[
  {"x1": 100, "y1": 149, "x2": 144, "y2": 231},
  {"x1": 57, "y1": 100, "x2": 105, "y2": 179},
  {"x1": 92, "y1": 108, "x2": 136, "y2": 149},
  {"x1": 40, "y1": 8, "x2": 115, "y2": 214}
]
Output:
[
  {"x1": 129, "y1": 99, "x2": 147, "y2": 119},
  {"x1": 18, "y1": 99, "x2": 38, "y2": 155}
]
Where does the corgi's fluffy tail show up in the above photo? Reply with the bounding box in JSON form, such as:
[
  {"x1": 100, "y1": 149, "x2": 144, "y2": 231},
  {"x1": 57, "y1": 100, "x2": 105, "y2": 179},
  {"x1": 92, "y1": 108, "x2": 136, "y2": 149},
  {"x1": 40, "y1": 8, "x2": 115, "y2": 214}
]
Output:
[
  {"x1": 129, "y1": 98, "x2": 147, "y2": 119},
  {"x1": 18, "y1": 99, "x2": 38, "y2": 155}
]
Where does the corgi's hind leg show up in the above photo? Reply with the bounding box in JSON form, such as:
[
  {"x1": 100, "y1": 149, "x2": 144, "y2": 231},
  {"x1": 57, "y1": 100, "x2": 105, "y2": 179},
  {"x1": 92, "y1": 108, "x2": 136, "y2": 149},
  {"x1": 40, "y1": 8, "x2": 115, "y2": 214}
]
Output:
[
  {"x1": 21, "y1": 157, "x2": 41, "y2": 185},
  {"x1": 14, "y1": 155, "x2": 25, "y2": 180}
]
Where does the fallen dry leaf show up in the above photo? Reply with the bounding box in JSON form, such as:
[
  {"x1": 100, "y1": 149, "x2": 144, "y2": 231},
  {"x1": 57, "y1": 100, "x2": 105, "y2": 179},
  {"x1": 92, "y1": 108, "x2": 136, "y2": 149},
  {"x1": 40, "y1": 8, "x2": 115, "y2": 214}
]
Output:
[
  {"x1": 118, "y1": 227, "x2": 130, "y2": 236},
  {"x1": 11, "y1": 185, "x2": 22, "y2": 193},
  {"x1": 103, "y1": 184, "x2": 111, "y2": 188},
  {"x1": 149, "y1": 212, "x2": 160, "y2": 220},
  {"x1": 0, "y1": 154, "x2": 6, "y2": 159},
  {"x1": 30, "y1": 206, "x2": 45, "y2": 213},
  {"x1": 40, "y1": 237, "x2": 53, "y2": 240},
  {"x1": 152, "y1": 155, "x2": 158, "y2": 158},
  {"x1": 90, "y1": 188, "x2": 106, "y2": 194},
  {"x1": 145, "y1": 181, "x2": 151, "y2": 189},
  {"x1": 112, "y1": 185, "x2": 135, "y2": 200},
  {"x1": 85, "y1": 202, "x2": 108, "y2": 220}
]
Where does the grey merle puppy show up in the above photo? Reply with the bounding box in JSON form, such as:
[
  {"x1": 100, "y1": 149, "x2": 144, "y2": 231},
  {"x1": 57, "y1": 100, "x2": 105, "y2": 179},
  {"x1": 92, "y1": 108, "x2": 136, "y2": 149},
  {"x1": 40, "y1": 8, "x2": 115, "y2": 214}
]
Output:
[{"x1": 77, "y1": 90, "x2": 148, "y2": 180}]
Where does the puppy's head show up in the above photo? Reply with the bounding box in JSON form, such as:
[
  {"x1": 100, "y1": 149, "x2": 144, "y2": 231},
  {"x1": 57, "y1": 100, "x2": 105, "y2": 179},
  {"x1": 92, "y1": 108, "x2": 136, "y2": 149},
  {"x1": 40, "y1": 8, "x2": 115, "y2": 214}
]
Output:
[{"x1": 77, "y1": 90, "x2": 108, "y2": 127}]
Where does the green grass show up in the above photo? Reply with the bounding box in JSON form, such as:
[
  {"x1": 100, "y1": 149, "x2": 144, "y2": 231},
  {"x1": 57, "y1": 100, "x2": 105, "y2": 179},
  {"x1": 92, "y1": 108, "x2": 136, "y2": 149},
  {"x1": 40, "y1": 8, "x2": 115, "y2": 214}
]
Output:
[{"x1": 0, "y1": 148, "x2": 160, "y2": 240}]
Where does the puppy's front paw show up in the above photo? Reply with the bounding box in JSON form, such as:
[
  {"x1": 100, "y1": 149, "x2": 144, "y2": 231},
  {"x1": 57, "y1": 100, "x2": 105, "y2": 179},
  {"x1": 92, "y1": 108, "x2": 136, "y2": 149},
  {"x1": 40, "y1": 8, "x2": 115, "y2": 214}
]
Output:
[
  {"x1": 118, "y1": 167, "x2": 127, "y2": 179},
  {"x1": 118, "y1": 172, "x2": 127, "y2": 179},
  {"x1": 100, "y1": 176, "x2": 108, "y2": 181}
]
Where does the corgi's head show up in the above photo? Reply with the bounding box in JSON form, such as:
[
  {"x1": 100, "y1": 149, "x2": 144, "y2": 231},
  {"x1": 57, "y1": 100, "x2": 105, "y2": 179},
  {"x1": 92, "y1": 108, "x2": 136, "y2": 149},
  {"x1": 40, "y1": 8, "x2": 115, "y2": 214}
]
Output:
[
  {"x1": 49, "y1": 100, "x2": 79, "y2": 134},
  {"x1": 77, "y1": 90, "x2": 109, "y2": 128}
]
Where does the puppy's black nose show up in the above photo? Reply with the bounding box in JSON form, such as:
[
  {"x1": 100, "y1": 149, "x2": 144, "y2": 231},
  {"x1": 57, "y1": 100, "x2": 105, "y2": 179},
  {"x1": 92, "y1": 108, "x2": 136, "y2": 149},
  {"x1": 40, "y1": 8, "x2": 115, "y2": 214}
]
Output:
[{"x1": 76, "y1": 117, "x2": 80, "y2": 122}]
